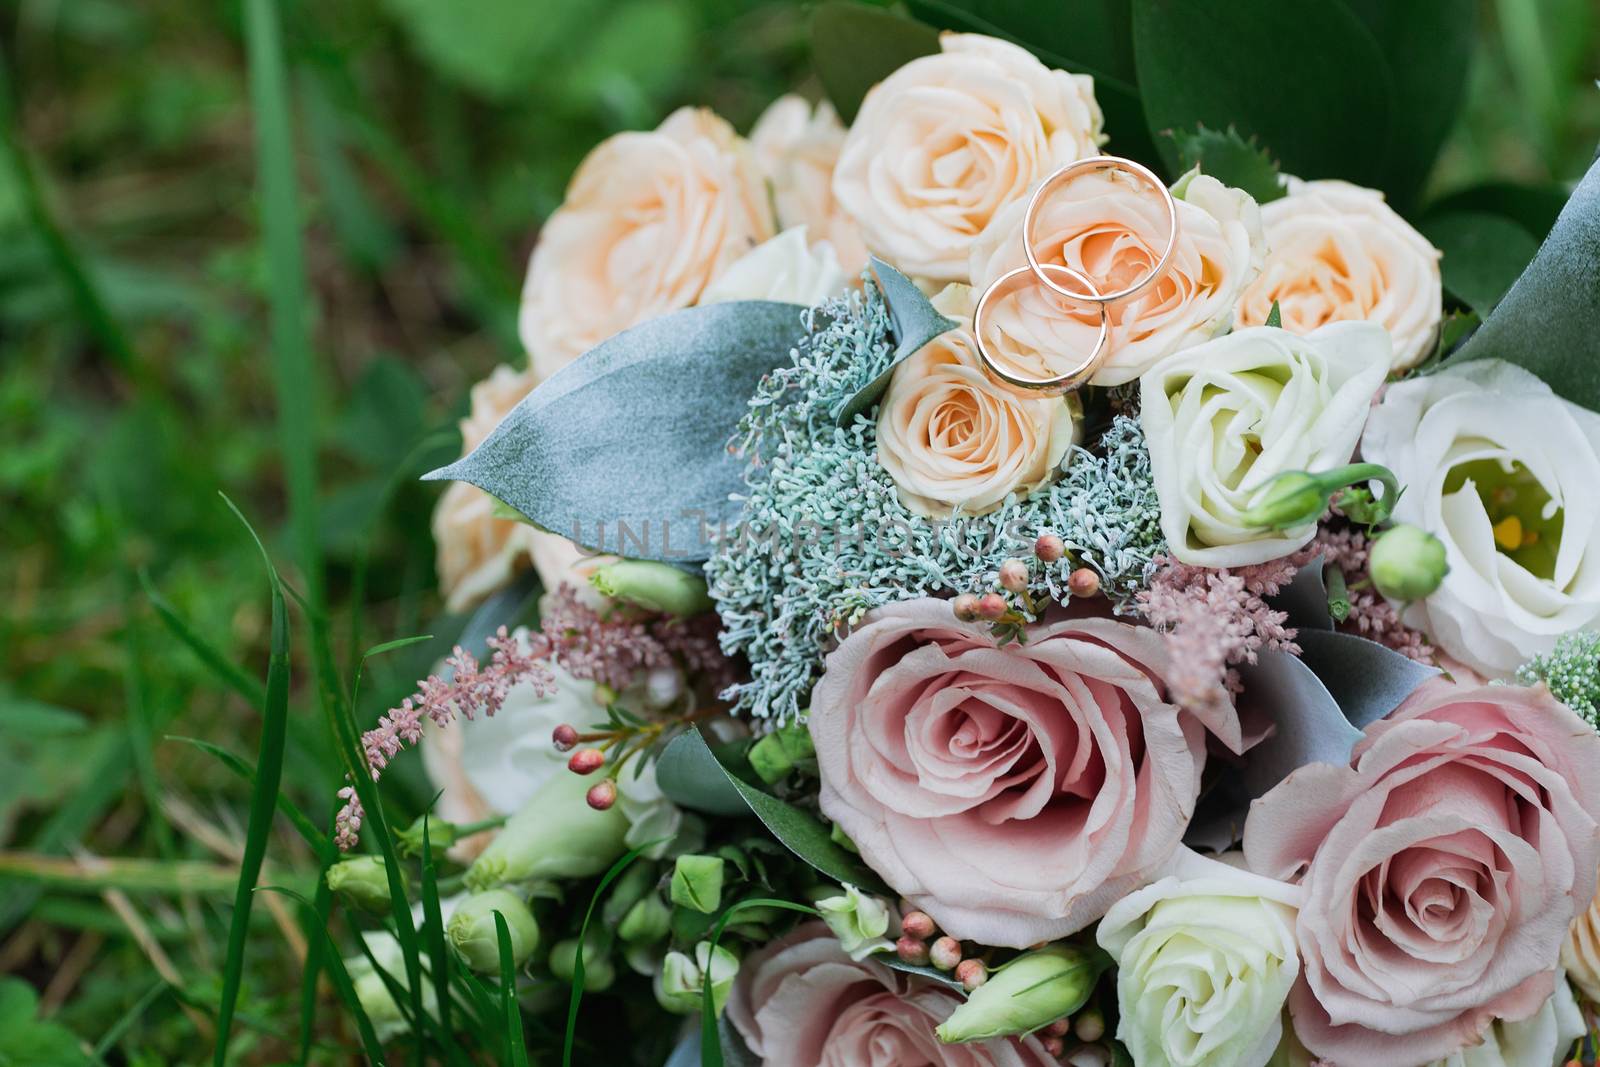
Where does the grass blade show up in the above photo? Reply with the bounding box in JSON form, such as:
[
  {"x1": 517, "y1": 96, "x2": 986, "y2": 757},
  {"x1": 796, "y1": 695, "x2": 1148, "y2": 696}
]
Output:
[
  {"x1": 214, "y1": 496, "x2": 293, "y2": 1067},
  {"x1": 141, "y1": 571, "x2": 267, "y2": 709},
  {"x1": 562, "y1": 844, "x2": 659, "y2": 1067},
  {"x1": 419, "y1": 815, "x2": 453, "y2": 1038},
  {"x1": 164, "y1": 736, "x2": 330, "y2": 858},
  {"x1": 245, "y1": 0, "x2": 324, "y2": 610},
  {"x1": 699, "y1": 899, "x2": 819, "y2": 1067},
  {"x1": 494, "y1": 911, "x2": 530, "y2": 1067},
  {"x1": 262, "y1": 887, "x2": 388, "y2": 1066}
]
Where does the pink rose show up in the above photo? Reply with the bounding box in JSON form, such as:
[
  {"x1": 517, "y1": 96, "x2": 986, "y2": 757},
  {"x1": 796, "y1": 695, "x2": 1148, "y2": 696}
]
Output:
[
  {"x1": 725, "y1": 923, "x2": 1054, "y2": 1067},
  {"x1": 810, "y1": 599, "x2": 1241, "y2": 948},
  {"x1": 1244, "y1": 679, "x2": 1600, "y2": 1065}
]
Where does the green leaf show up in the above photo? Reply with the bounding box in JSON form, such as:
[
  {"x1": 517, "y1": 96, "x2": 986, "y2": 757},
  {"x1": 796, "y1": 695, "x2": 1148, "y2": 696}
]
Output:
[
  {"x1": 1339, "y1": 0, "x2": 1476, "y2": 209},
  {"x1": 494, "y1": 911, "x2": 530, "y2": 1067},
  {"x1": 1455, "y1": 156, "x2": 1600, "y2": 411},
  {"x1": 836, "y1": 257, "x2": 957, "y2": 424},
  {"x1": 563, "y1": 846, "x2": 654, "y2": 1067},
  {"x1": 425, "y1": 300, "x2": 806, "y2": 563},
  {"x1": 657, "y1": 731, "x2": 752, "y2": 816},
  {"x1": 382, "y1": 0, "x2": 594, "y2": 99},
  {"x1": 1132, "y1": 0, "x2": 1393, "y2": 187},
  {"x1": 882, "y1": 956, "x2": 966, "y2": 991},
  {"x1": 1418, "y1": 211, "x2": 1540, "y2": 316},
  {"x1": 1171, "y1": 125, "x2": 1284, "y2": 204},
  {"x1": 699, "y1": 898, "x2": 818, "y2": 1067},
  {"x1": 1264, "y1": 301, "x2": 1282, "y2": 329},
  {"x1": 1425, "y1": 181, "x2": 1571, "y2": 243},
  {"x1": 810, "y1": 2, "x2": 941, "y2": 124}
]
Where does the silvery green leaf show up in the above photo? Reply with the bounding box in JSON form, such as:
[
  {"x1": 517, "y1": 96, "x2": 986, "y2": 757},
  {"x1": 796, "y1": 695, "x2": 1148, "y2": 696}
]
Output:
[
  {"x1": 1236, "y1": 649, "x2": 1363, "y2": 799},
  {"x1": 882, "y1": 957, "x2": 965, "y2": 992},
  {"x1": 1295, "y1": 629, "x2": 1438, "y2": 730},
  {"x1": 1272, "y1": 553, "x2": 1331, "y2": 631},
  {"x1": 834, "y1": 257, "x2": 956, "y2": 425},
  {"x1": 425, "y1": 300, "x2": 805, "y2": 562},
  {"x1": 656, "y1": 729, "x2": 749, "y2": 817},
  {"x1": 1455, "y1": 156, "x2": 1600, "y2": 412}
]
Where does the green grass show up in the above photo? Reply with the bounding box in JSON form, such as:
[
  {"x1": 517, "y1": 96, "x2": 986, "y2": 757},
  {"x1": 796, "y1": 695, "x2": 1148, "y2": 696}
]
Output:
[{"x1": 0, "y1": 0, "x2": 1595, "y2": 1063}]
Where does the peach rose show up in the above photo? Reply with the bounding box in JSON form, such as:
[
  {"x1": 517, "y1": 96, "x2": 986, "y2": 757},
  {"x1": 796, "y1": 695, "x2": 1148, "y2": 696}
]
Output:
[
  {"x1": 1244, "y1": 679, "x2": 1600, "y2": 1065},
  {"x1": 970, "y1": 168, "x2": 1264, "y2": 387},
  {"x1": 810, "y1": 599, "x2": 1243, "y2": 948},
  {"x1": 1562, "y1": 883, "x2": 1600, "y2": 1003},
  {"x1": 876, "y1": 285, "x2": 1076, "y2": 519},
  {"x1": 1237, "y1": 178, "x2": 1442, "y2": 372},
  {"x1": 725, "y1": 923, "x2": 1055, "y2": 1067},
  {"x1": 749, "y1": 95, "x2": 869, "y2": 277},
  {"x1": 432, "y1": 364, "x2": 539, "y2": 612},
  {"x1": 518, "y1": 107, "x2": 774, "y2": 379},
  {"x1": 832, "y1": 33, "x2": 1104, "y2": 282}
]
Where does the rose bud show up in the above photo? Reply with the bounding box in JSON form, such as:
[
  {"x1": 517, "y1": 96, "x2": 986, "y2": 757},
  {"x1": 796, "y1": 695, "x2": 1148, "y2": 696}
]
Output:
[
  {"x1": 446, "y1": 889, "x2": 540, "y2": 974},
  {"x1": 589, "y1": 559, "x2": 713, "y2": 617},
  {"x1": 567, "y1": 748, "x2": 605, "y2": 775},
  {"x1": 929, "y1": 936, "x2": 963, "y2": 971},
  {"x1": 976, "y1": 593, "x2": 1008, "y2": 621},
  {"x1": 654, "y1": 941, "x2": 740, "y2": 1015},
  {"x1": 325, "y1": 856, "x2": 403, "y2": 915},
  {"x1": 951, "y1": 593, "x2": 982, "y2": 623},
  {"x1": 998, "y1": 559, "x2": 1030, "y2": 593},
  {"x1": 1067, "y1": 568, "x2": 1100, "y2": 598},
  {"x1": 935, "y1": 945, "x2": 1107, "y2": 1043},
  {"x1": 548, "y1": 934, "x2": 615, "y2": 992},
  {"x1": 955, "y1": 958, "x2": 988, "y2": 992},
  {"x1": 817, "y1": 884, "x2": 893, "y2": 960},
  {"x1": 1368, "y1": 523, "x2": 1449, "y2": 602},
  {"x1": 896, "y1": 935, "x2": 931, "y2": 966},
  {"x1": 551, "y1": 723, "x2": 579, "y2": 751},
  {"x1": 670, "y1": 854, "x2": 726, "y2": 915},
  {"x1": 899, "y1": 910, "x2": 936, "y2": 941},
  {"x1": 1034, "y1": 533, "x2": 1065, "y2": 563},
  {"x1": 466, "y1": 770, "x2": 628, "y2": 890},
  {"x1": 585, "y1": 779, "x2": 617, "y2": 810}
]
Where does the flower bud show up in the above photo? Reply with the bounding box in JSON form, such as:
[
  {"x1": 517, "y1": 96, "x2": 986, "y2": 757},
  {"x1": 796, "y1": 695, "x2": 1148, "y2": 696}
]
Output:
[
  {"x1": 935, "y1": 945, "x2": 1107, "y2": 1043},
  {"x1": 747, "y1": 721, "x2": 815, "y2": 784},
  {"x1": 670, "y1": 854, "x2": 725, "y2": 914},
  {"x1": 551, "y1": 723, "x2": 579, "y2": 751},
  {"x1": 1369, "y1": 523, "x2": 1449, "y2": 602},
  {"x1": 977, "y1": 593, "x2": 1008, "y2": 621},
  {"x1": 617, "y1": 893, "x2": 672, "y2": 944},
  {"x1": 896, "y1": 935, "x2": 930, "y2": 966},
  {"x1": 955, "y1": 958, "x2": 987, "y2": 992},
  {"x1": 1034, "y1": 533, "x2": 1066, "y2": 563},
  {"x1": 466, "y1": 768, "x2": 629, "y2": 889},
  {"x1": 395, "y1": 815, "x2": 460, "y2": 858},
  {"x1": 1067, "y1": 567, "x2": 1100, "y2": 598},
  {"x1": 446, "y1": 889, "x2": 539, "y2": 974},
  {"x1": 816, "y1": 884, "x2": 893, "y2": 961},
  {"x1": 590, "y1": 559, "x2": 713, "y2": 617},
  {"x1": 952, "y1": 593, "x2": 981, "y2": 622},
  {"x1": 900, "y1": 910, "x2": 936, "y2": 940},
  {"x1": 568, "y1": 748, "x2": 605, "y2": 775},
  {"x1": 654, "y1": 942, "x2": 740, "y2": 1015},
  {"x1": 1239, "y1": 470, "x2": 1328, "y2": 530},
  {"x1": 326, "y1": 856, "x2": 402, "y2": 915},
  {"x1": 586, "y1": 779, "x2": 617, "y2": 810},
  {"x1": 930, "y1": 936, "x2": 962, "y2": 971},
  {"x1": 998, "y1": 559, "x2": 1030, "y2": 593},
  {"x1": 548, "y1": 935, "x2": 614, "y2": 991}
]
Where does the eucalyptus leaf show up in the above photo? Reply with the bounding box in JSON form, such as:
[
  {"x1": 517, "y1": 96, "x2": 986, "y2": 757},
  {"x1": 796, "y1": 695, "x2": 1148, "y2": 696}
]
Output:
[
  {"x1": 810, "y1": 2, "x2": 940, "y2": 124},
  {"x1": 1455, "y1": 156, "x2": 1600, "y2": 412},
  {"x1": 1132, "y1": 0, "x2": 1393, "y2": 187},
  {"x1": 425, "y1": 300, "x2": 806, "y2": 562},
  {"x1": 1235, "y1": 650, "x2": 1363, "y2": 799},
  {"x1": 1271, "y1": 553, "x2": 1332, "y2": 631},
  {"x1": 835, "y1": 257, "x2": 957, "y2": 425},
  {"x1": 882, "y1": 957, "x2": 966, "y2": 991},
  {"x1": 1295, "y1": 629, "x2": 1438, "y2": 730},
  {"x1": 656, "y1": 729, "x2": 750, "y2": 817},
  {"x1": 1419, "y1": 211, "x2": 1540, "y2": 316}
]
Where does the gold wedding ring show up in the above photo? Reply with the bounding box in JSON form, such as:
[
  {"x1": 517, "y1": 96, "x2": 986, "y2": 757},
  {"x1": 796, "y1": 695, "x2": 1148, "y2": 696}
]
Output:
[
  {"x1": 972, "y1": 264, "x2": 1109, "y2": 397},
  {"x1": 1024, "y1": 155, "x2": 1179, "y2": 307}
]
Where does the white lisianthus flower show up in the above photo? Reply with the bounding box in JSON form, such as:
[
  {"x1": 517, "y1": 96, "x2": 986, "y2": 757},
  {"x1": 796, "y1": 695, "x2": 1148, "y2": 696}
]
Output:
[
  {"x1": 698, "y1": 226, "x2": 849, "y2": 307},
  {"x1": 814, "y1": 884, "x2": 893, "y2": 961},
  {"x1": 1238, "y1": 178, "x2": 1442, "y2": 372},
  {"x1": 1421, "y1": 977, "x2": 1584, "y2": 1067},
  {"x1": 1097, "y1": 849, "x2": 1302, "y2": 1067},
  {"x1": 1140, "y1": 322, "x2": 1391, "y2": 566},
  {"x1": 1361, "y1": 360, "x2": 1600, "y2": 677}
]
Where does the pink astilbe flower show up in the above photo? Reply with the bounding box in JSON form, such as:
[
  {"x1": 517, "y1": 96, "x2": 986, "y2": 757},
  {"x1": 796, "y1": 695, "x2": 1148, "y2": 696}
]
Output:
[{"x1": 1311, "y1": 526, "x2": 1434, "y2": 663}]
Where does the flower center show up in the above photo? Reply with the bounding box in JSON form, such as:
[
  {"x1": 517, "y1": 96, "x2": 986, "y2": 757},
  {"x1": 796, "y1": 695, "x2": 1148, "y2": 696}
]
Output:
[{"x1": 1443, "y1": 458, "x2": 1563, "y2": 580}]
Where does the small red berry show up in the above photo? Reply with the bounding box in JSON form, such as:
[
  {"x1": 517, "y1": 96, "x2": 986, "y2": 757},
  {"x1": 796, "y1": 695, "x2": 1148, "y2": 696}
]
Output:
[
  {"x1": 951, "y1": 594, "x2": 981, "y2": 623},
  {"x1": 1043, "y1": 1019, "x2": 1070, "y2": 1038},
  {"x1": 1034, "y1": 533, "x2": 1066, "y2": 563},
  {"x1": 929, "y1": 936, "x2": 962, "y2": 971},
  {"x1": 1067, "y1": 567, "x2": 1101, "y2": 598},
  {"x1": 955, "y1": 958, "x2": 987, "y2": 991},
  {"x1": 900, "y1": 910, "x2": 936, "y2": 940},
  {"x1": 1040, "y1": 1035, "x2": 1065, "y2": 1057},
  {"x1": 977, "y1": 593, "x2": 1008, "y2": 620},
  {"x1": 585, "y1": 779, "x2": 617, "y2": 810},
  {"x1": 1073, "y1": 1009, "x2": 1105, "y2": 1042},
  {"x1": 895, "y1": 936, "x2": 930, "y2": 966},
  {"x1": 568, "y1": 748, "x2": 605, "y2": 775},
  {"x1": 551, "y1": 723, "x2": 579, "y2": 752},
  {"x1": 998, "y1": 559, "x2": 1030, "y2": 593}
]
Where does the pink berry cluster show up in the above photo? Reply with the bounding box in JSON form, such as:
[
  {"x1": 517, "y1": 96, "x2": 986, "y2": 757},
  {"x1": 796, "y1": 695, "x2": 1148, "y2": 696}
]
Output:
[{"x1": 950, "y1": 533, "x2": 1103, "y2": 635}]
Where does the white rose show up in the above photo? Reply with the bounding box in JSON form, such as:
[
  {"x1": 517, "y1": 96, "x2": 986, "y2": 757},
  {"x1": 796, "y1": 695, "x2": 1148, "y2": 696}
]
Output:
[
  {"x1": 970, "y1": 168, "x2": 1264, "y2": 387},
  {"x1": 1422, "y1": 977, "x2": 1584, "y2": 1067},
  {"x1": 832, "y1": 33, "x2": 1104, "y2": 282},
  {"x1": 749, "y1": 95, "x2": 869, "y2": 276},
  {"x1": 1360, "y1": 359, "x2": 1600, "y2": 677},
  {"x1": 876, "y1": 284, "x2": 1077, "y2": 519},
  {"x1": 1238, "y1": 178, "x2": 1443, "y2": 372},
  {"x1": 1140, "y1": 322, "x2": 1391, "y2": 566},
  {"x1": 698, "y1": 226, "x2": 848, "y2": 307},
  {"x1": 1098, "y1": 848, "x2": 1302, "y2": 1067}
]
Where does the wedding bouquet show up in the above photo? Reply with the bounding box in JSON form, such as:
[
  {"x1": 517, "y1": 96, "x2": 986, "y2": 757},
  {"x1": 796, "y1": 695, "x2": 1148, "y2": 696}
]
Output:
[{"x1": 325, "y1": 4, "x2": 1600, "y2": 1065}]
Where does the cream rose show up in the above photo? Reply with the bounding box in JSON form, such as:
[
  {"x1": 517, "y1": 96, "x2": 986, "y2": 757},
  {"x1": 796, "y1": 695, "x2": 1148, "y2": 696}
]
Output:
[
  {"x1": 432, "y1": 364, "x2": 539, "y2": 612},
  {"x1": 1238, "y1": 178, "x2": 1443, "y2": 372},
  {"x1": 970, "y1": 169, "x2": 1264, "y2": 387},
  {"x1": 1140, "y1": 322, "x2": 1391, "y2": 566},
  {"x1": 1360, "y1": 359, "x2": 1600, "y2": 677},
  {"x1": 1564, "y1": 883, "x2": 1600, "y2": 1003},
  {"x1": 749, "y1": 95, "x2": 869, "y2": 276},
  {"x1": 876, "y1": 285, "x2": 1076, "y2": 519},
  {"x1": 698, "y1": 226, "x2": 848, "y2": 307},
  {"x1": 832, "y1": 33, "x2": 1103, "y2": 282},
  {"x1": 1098, "y1": 848, "x2": 1302, "y2": 1067},
  {"x1": 518, "y1": 107, "x2": 773, "y2": 379}
]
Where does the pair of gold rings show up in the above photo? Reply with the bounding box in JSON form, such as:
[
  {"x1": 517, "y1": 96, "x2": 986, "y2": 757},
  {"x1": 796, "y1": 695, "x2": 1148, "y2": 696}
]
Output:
[{"x1": 972, "y1": 155, "x2": 1180, "y2": 397}]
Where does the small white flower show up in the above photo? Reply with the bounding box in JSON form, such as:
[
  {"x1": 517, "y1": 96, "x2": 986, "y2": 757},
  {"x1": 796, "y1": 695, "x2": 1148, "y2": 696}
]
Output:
[{"x1": 1361, "y1": 359, "x2": 1600, "y2": 676}]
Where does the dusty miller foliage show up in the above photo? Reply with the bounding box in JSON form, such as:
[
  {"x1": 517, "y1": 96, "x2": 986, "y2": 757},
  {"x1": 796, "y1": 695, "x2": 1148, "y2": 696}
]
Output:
[
  {"x1": 1517, "y1": 630, "x2": 1600, "y2": 727},
  {"x1": 705, "y1": 279, "x2": 1167, "y2": 721}
]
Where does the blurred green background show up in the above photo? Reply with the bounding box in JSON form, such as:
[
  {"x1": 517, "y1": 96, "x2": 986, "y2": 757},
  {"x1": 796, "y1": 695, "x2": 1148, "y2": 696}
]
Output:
[{"x1": 0, "y1": 0, "x2": 1594, "y2": 1061}]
